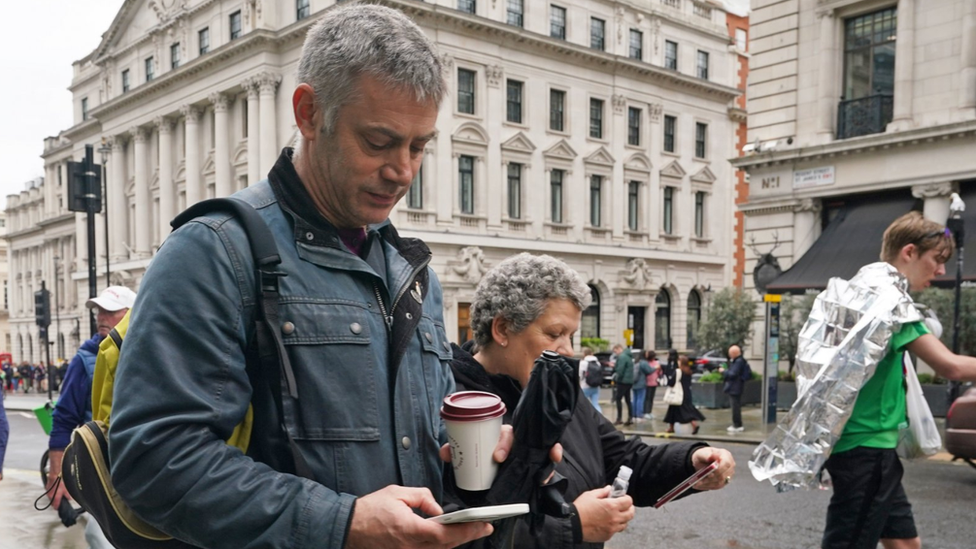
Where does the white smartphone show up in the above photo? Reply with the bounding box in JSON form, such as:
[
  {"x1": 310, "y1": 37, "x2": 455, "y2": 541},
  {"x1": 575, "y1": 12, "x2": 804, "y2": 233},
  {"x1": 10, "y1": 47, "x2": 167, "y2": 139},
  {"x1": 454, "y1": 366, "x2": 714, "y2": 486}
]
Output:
[{"x1": 427, "y1": 503, "x2": 530, "y2": 524}]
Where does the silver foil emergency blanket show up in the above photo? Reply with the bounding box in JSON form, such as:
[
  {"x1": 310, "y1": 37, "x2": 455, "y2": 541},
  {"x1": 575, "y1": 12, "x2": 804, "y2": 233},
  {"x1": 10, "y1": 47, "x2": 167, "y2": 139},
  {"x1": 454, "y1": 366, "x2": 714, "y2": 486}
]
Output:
[{"x1": 749, "y1": 262, "x2": 923, "y2": 491}]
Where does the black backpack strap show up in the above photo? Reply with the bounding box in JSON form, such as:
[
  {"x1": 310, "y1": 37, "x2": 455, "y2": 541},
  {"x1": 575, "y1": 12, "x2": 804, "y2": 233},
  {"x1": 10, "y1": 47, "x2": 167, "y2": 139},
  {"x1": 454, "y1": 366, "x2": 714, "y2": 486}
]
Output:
[
  {"x1": 171, "y1": 198, "x2": 312, "y2": 480},
  {"x1": 108, "y1": 327, "x2": 123, "y2": 350}
]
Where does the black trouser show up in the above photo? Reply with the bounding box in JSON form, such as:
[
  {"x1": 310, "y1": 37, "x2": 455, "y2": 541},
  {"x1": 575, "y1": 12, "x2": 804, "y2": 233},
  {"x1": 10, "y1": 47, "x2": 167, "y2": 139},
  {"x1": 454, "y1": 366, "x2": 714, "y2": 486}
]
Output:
[
  {"x1": 729, "y1": 393, "x2": 742, "y2": 428},
  {"x1": 645, "y1": 386, "x2": 657, "y2": 414},
  {"x1": 614, "y1": 383, "x2": 633, "y2": 422}
]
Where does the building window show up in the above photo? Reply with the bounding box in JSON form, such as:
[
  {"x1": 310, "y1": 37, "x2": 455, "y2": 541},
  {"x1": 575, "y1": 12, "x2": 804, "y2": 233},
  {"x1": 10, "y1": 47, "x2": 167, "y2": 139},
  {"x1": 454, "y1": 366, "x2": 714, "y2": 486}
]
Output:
[
  {"x1": 81, "y1": 97, "x2": 89, "y2": 121},
  {"x1": 655, "y1": 290, "x2": 671, "y2": 350},
  {"x1": 589, "y1": 98, "x2": 603, "y2": 139},
  {"x1": 663, "y1": 187, "x2": 674, "y2": 234},
  {"x1": 629, "y1": 29, "x2": 643, "y2": 60},
  {"x1": 145, "y1": 57, "x2": 154, "y2": 82},
  {"x1": 839, "y1": 7, "x2": 897, "y2": 139},
  {"x1": 171, "y1": 43, "x2": 180, "y2": 69},
  {"x1": 199, "y1": 27, "x2": 210, "y2": 55},
  {"x1": 459, "y1": 155, "x2": 475, "y2": 214},
  {"x1": 550, "y1": 89, "x2": 565, "y2": 132},
  {"x1": 694, "y1": 191, "x2": 705, "y2": 237},
  {"x1": 665, "y1": 40, "x2": 678, "y2": 70},
  {"x1": 589, "y1": 175, "x2": 602, "y2": 227},
  {"x1": 628, "y1": 107, "x2": 641, "y2": 146},
  {"x1": 628, "y1": 181, "x2": 640, "y2": 231},
  {"x1": 507, "y1": 0, "x2": 523, "y2": 27},
  {"x1": 695, "y1": 122, "x2": 707, "y2": 158},
  {"x1": 506, "y1": 80, "x2": 523, "y2": 124},
  {"x1": 590, "y1": 18, "x2": 605, "y2": 50},
  {"x1": 458, "y1": 0, "x2": 476, "y2": 14},
  {"x1": 735, "y1": 28, "x2": 747, "y2": 51},
  {"x1": 550, "y1": 5, "x2": 566, "y2": 40},
  {"x1": 507, "y1": 163, "x2": 522, "y2": 219},
  {"x1": 550, "y1": 169, "x2": 564, "y2": 223},
  {"x1": 696, "y1": 50, "x2": 709, "y2": 79},
  {"x1": 687, "y1": 290, "x2": 701, "y2": 350},
  {"x1": 297, "y1": 0, "x2": 310, "y2": 20},
  {"x1": 457, "y1": 68, "x2": 476, "y2": 115},
  {"x1": 663, "y1": 115, "x2": 676, "y2": 153},
  {"x1": 230, "y1": 11, "x2": 242, "y2": 40},
  {"x1": 408, "y1": 165, "x2": 423, "y2": 209},
  {"x1": 122, "y1": 69, "x2": 130, "y2": 92},
  {"x1": 581, "y1": 285, "x2": 600, "y2": 338}
]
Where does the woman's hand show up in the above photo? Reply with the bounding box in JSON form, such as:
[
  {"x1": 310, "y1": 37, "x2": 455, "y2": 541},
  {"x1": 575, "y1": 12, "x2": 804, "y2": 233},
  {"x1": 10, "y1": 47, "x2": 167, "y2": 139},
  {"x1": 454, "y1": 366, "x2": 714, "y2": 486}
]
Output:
[
  {"x1": 574, "y1": 486, "x2": 635, "y2": 543},
  {"x1": 690, "y1": 447, "x2": 735, "y2": 491}
]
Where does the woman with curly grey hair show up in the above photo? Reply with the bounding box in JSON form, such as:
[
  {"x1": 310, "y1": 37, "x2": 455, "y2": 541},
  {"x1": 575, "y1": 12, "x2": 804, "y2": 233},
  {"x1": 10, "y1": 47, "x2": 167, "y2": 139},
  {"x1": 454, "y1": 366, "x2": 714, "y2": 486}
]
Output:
[{"x1": 450, "y1": 253, "x2": 735, "y2": 548}]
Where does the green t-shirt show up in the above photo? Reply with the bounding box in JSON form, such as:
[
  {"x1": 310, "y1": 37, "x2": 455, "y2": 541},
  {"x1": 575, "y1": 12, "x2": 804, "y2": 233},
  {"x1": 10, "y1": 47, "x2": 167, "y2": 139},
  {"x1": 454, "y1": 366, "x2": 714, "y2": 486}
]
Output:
[{"x1": 834, "y1": 321, "x2": 929, "y2": 454}]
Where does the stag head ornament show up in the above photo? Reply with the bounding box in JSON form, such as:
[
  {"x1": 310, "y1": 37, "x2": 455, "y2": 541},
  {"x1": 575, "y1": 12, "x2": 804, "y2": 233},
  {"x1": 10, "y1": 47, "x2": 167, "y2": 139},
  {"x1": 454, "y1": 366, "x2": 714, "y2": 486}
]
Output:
[{"x1": 751, "y1": 233, "x2": 783, "y2": 294}]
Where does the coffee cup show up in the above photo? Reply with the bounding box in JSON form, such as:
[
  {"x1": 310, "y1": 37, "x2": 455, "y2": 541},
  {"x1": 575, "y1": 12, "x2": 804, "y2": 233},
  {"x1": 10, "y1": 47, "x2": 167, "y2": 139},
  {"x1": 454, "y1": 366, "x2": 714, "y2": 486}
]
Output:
[{"x1": 441, "y1": 391, "x2": 507, "y2": 491}]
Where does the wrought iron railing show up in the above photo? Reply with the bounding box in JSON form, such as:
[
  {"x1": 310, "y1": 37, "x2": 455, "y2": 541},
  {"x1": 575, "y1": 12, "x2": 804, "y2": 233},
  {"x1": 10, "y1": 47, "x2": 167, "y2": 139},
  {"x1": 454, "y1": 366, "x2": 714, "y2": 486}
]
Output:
[{"x1": 836, "y1": 94, "x2": 893, "y2": 140}]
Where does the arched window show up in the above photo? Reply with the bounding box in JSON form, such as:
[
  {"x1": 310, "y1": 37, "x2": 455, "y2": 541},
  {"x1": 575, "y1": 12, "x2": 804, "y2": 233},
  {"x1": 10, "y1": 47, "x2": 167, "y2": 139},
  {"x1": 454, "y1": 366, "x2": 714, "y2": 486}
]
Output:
[
  {"x1": 655, "y1": 290, "x2": 671, "y2": 350},
  {"x1": 581, "y1": 284, "x2": 601, "y2": 339},
  {"x1": 687, "y1": 290, "x2": 702, "y2": 351}
]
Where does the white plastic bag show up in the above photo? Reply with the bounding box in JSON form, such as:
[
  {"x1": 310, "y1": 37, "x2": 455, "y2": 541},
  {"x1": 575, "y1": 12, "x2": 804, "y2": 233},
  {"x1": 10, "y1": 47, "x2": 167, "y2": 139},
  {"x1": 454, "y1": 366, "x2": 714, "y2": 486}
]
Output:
[
  {"x1": 897, "y1": 354, "x2": 942, "y2": 459},
  {"x1": 663, "y1": 370, "x2": 684, "y2": 405}
]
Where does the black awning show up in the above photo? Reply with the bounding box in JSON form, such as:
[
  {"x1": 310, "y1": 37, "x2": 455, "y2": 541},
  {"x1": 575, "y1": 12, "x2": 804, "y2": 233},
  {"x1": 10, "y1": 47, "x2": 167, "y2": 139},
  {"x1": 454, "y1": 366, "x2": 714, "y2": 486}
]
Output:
[
  {"x1": 766, "y1": 193, "x2": 916, "y2": 295},
  {"x1": 933, "y1": 183, "x2": 976, "y2": 287}
]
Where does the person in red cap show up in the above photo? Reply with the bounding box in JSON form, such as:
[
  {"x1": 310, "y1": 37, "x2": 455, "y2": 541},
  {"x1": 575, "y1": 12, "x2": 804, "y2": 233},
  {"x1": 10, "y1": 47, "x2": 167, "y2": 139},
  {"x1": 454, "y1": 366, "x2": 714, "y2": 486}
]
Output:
[{"x1": 47, "y1": 285, "x2": 135, "y2": 548}]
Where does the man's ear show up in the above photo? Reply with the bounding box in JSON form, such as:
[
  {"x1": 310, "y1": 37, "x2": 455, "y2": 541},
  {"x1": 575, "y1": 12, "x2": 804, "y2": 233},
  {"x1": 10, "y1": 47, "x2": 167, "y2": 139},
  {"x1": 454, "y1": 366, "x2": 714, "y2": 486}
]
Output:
[
  {"x1": 900, "y1": 243, "x2": 919, "y2": 262},
  {"x1": 293, "y1": 84, "x2": 320, "y2": 141}
]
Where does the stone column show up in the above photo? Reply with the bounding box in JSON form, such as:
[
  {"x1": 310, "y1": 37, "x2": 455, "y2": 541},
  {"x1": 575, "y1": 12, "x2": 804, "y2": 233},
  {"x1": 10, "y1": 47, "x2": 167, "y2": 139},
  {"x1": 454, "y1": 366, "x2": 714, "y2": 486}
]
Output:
[
  {"x1": 486, "y1": 65, "x2": 503, "y2": 229},
  {"x1": 155, "y1": 116, "x2": 175, "y2": 244},
  {"x1": 889, "y1": 0, "x2": 915, "y2": 131},
  {"x1": 181, "y1": 105, "x2": 203, "y2": 207},
  {"x1": 959, "y1": 1, "x2": 976, "y2": 118},
  {"x1": 210, "y1": 92, "x2": 232, "y2": 197},
  {"x1": 257, "y1": 72, "x2": 281, "y2": 177},
  {"x1": 108, "y1": 136, "x2": 128, "y2": 263},
  {"x1": 611, "y1": 94, "x2": 626, "y2": 239},
  {"x1": 131, "y1": 126, "x2": 151, "y2": 259},
  {"x1": 244, "y1": 78, "x2": 261, "y2": 185},
  {"x1": 792, "y1": 198, "x2": 822, "y2": 260},
  {"x1": 816, "y1": 10, "x2": 837, "y2": 142},
  {"x1": 912, "y1": 182, "x2": 954, "y2": 224}
]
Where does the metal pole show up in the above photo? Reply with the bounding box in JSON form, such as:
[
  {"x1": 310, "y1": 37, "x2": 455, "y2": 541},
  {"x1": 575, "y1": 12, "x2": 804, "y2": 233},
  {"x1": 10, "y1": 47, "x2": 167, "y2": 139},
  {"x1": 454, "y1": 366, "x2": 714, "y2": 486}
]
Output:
[
  {"x1": 947, "y1": 198, "x2": 965, "y2": 406},
  {"x1": 84, "y1": 145, "x2": 98, "y2": 337},
  {"x1": 53, "y1": 256, "x2": 61, "y2": 360},
  {"x1": 98, "y1": 140, "x2": 111, "y2": 288}
]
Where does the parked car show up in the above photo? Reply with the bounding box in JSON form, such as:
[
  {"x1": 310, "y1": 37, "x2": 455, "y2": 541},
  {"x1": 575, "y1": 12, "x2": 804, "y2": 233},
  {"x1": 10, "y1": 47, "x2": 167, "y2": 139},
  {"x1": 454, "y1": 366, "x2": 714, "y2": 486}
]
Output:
[
  {"x1": 945, "y1": 386, "x2": 976, "y2": 471},
  {"x1": 692, "y1": 350, "x2": 728, "y2": 374}
]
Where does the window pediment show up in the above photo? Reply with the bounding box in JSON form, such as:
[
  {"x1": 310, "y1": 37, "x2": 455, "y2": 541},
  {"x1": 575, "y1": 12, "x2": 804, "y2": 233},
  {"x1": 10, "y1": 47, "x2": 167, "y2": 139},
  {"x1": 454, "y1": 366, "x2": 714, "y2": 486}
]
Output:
[
  {"x1": 625, "y1": 152, "x2": 652, "y2": 173},
  {"x1": 452, "y1": 121, "x2": 489, "y2": 146},
  {"x1": 691, "y1": 166, "x2": 716, "y2": 184},
  {"x1": 543, "y1": 139, "x2": 578, "y2": 161},
  {"x1": 584, "y1": 146, "x2": 615, "y2": 167},
  {"x1": 660, "y1": 160, "x2": 686, "y2": 179},
  {"x1": 500, "y1": 131, "x2": 536, "y2": 154}
]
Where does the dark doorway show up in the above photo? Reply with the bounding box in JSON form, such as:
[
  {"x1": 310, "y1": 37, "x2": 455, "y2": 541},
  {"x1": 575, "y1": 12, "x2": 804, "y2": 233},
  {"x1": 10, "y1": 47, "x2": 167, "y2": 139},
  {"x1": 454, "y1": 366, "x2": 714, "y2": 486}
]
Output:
[{"x1": 628, "y1": 306, "x2": 646, "y2": 350}]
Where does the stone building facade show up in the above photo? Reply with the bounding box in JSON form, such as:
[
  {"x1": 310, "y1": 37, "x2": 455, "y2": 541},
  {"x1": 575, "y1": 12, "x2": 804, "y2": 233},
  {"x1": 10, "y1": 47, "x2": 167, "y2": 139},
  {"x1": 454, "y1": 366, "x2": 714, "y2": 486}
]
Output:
[
  {"x1": 7, "y1": 0, "x2": 742, "y2": 362},
  {"x1": 734, "y1": 0, "x2": 976, "y2": 355}
]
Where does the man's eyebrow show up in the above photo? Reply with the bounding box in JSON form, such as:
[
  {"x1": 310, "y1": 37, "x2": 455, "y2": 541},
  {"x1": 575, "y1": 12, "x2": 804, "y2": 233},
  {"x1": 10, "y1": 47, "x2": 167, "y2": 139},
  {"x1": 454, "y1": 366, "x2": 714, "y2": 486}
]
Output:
[{"x1": 366, "y1": 126, "x2": 438, "y2": 142}]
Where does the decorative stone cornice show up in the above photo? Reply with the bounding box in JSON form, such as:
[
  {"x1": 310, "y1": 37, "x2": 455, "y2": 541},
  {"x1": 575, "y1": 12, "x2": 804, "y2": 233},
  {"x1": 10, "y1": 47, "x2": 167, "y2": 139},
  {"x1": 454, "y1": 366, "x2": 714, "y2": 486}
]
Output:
[
  {"x1": 911, "y1": 182, "x2": 954, "y2": 199},
  {"x1": 794, "y1": 197, "x2": 822, "y2": 213}
]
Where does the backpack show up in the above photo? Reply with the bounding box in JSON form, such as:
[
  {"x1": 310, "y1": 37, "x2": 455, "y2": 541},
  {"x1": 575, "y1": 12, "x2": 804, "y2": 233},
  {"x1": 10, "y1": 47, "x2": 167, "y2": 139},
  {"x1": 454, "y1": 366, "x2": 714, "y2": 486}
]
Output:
[
  {"x1": 739, "y1": 359, "x2": 752, "y2": 381},
  {"x1": 584, "y1": 358, "x2": 603, "y2": 388},
  {"x1": 58, "y1": 198, "x2": 311, "y2": 549}
]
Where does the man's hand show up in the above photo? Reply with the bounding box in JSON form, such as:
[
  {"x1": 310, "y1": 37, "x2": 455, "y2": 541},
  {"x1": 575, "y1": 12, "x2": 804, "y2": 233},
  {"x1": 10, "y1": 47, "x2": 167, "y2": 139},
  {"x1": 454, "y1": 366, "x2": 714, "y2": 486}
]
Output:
[
  {"x1": 439, "y1": 424, "x2": 563, "y2": 465},
  {"x1": 574, "y1": 486, "x2": 635, "y2": 543},
  {"x1": 345, "y1": 485, "x2": 492, "y2": 549},
  {"x1": 690, "y1": 447, "x2": 735, "y2": 491},
  {"x1": 45, "y1": 449, "x2": 71, "y2": 509}
]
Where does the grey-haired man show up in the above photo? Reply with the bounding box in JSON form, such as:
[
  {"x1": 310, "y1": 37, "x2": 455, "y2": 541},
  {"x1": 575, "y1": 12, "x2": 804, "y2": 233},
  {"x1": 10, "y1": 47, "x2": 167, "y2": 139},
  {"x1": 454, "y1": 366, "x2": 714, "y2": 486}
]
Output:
[{"x1": 110, "y1": 6, "x2": 505, "y2": 549}]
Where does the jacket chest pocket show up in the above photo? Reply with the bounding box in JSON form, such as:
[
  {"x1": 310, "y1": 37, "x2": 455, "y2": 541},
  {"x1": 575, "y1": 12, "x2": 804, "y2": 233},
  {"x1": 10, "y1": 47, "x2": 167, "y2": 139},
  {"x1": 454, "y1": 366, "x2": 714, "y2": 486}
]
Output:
[
  {"x1": 418, "y1": 317, "x2": 453, "y2": 434},
  {"x1": 277, "y1": 301, "x2": 381, "y2": 442}
]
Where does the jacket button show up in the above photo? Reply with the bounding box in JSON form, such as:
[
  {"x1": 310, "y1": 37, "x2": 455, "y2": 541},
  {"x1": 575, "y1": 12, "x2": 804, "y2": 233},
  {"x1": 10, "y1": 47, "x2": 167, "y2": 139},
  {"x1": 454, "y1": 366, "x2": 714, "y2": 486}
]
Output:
[
  {"x1": 405, "y1": 312, "x2": 413, "y2": 320},
  {"x1": 350, "y1": 322, "x2": 362, "y2": 335},
  {"x1": 305, "y1": 232, "x2": 314, "y2": 241},
  {"x1": 425, "y1": 332, "x2": 433, "y2": 343},
  {"x1": 442, "y1": 341, "x2": 451, "y2": 352},
  {"x1": 401, "y1": 436, "x2": 411, "y2": 450},
  {"x1": 281, "y1": 322, "x2": 295, "y2": 335}
]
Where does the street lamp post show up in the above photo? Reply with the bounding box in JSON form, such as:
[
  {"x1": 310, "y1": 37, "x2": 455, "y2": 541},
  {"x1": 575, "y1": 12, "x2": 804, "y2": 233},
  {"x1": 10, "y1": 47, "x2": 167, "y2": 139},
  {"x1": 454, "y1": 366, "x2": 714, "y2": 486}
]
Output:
[
  {"x1": 53, "y1": 256, "x2": 62, "y2": 360},
  {"x1": 98, "y1": 139, "x2": 111, "y2": 288},
  {"x1": 947, "y1": 193, "x2": 966, "y2": 406}
]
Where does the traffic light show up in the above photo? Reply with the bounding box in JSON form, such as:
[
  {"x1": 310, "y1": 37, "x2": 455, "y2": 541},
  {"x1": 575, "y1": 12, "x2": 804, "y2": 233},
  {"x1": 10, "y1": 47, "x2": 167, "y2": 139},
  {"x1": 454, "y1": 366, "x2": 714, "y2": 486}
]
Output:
[{"x1": 35, "y1": 287, "x2": 51, "y2": 328}]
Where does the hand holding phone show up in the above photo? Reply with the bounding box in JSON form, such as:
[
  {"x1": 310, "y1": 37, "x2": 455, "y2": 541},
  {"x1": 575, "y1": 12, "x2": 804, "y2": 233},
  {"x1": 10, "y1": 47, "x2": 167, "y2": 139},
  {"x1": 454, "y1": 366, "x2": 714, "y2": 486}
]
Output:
[
  {"x1": 427, "y1": 503, "x2": 530, "y2": 524},
  {"x1": 653, "y1": 461, "x2": 719, "y2": 509}
]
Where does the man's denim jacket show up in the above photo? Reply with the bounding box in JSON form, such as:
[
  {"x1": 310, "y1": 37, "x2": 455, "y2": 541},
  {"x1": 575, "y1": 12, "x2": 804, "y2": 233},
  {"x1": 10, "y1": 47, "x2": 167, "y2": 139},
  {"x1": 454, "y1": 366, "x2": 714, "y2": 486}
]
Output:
[{"x1": 109, "y1": 170, "x2": 455, "y2": 548}]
